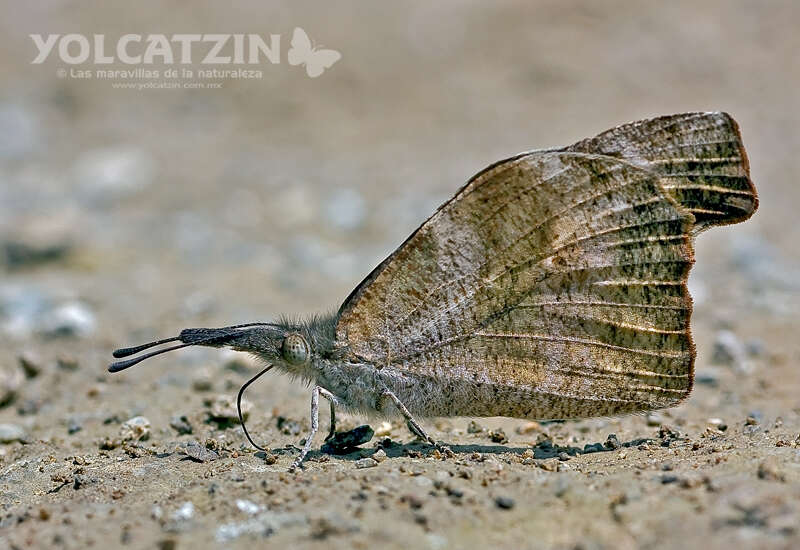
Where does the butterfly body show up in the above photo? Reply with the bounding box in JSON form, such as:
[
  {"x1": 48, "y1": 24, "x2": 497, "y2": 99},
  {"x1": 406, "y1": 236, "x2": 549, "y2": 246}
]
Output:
[{"x1": 110, "y1": 112, "x2": 757, "y2": 470}]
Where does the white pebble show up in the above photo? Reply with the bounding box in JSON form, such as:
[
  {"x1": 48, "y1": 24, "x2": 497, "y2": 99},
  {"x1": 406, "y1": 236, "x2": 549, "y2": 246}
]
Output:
[
  {"x1": 0, "y1": 423, "x2": 25, "y2": 443},
  {"x1": 372, "y1": 449, "x2": 388, "y2": 462},
  {"x1": 40, "y1": 302, "x2": 96, "y2": 338},
  {"x1": 355, "y1": 457, "x2": 378, "y2": 469},
  {"x1": 235, "y1": 499, "x2": 262, "y2": 515},
  {"x1": 173, "y1": 501, "x2": 194, "y2": 521},
  {"x1": 120, "y1": 416, "x2": 151, "y2": 441},
  {"x1": 73, "y1": 146, "x2": 155, "y2": 199},
  {"x1": 374, "y1": 421, "x2": 393, "y2": 437}
]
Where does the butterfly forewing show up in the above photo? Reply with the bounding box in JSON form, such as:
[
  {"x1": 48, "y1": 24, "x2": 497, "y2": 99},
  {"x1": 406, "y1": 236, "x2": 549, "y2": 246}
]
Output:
[{"x1": 336, "y1": 150, "x2": 697, "y2": 419}]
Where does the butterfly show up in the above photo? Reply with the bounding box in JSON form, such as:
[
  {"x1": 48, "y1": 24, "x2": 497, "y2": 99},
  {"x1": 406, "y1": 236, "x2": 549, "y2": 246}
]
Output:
[
  {"x1": 287, "y1": 27, "x2": 341, "y2": 78},
  {"x1": 110, "y1": 112, "x2": 758, "y2": 470}
]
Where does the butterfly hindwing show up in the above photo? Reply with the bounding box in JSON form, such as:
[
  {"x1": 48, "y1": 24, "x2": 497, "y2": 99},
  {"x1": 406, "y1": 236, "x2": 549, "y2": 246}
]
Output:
[{"x1": 563, "y1": 112, "x2": 757, "y2": 232}]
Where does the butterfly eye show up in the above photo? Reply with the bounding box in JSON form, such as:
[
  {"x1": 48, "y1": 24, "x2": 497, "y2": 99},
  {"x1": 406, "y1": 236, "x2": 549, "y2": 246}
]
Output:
[{"x1": 281, "y1": 333, "x2": 310, "y2": 366}]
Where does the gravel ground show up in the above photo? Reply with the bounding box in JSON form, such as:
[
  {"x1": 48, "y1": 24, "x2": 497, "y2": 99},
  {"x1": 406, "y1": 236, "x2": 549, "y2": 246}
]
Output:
[{"x1": 1, "y1": 2, "x2": 799, "y2": 549}]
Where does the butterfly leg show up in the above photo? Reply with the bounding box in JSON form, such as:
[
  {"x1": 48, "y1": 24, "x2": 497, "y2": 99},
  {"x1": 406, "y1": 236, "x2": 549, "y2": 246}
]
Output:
[
  {"x1": 380, "y1": 390, "x2": 435, "y2": 445},
  {"x1": 290, "y1": 386, "x2": 323, "y2": 472},
  {"x1": 406, "y1": 420, "x2": 428, "y2": 440},
  {"x1": 319, "y1": 387, "x2": 337, "y2": 442}
]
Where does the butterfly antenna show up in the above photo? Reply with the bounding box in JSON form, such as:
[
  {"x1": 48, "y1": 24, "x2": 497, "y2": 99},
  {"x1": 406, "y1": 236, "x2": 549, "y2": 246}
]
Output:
[{"x1": 237, "y1": 364, "x2": 274, "y2": 452}]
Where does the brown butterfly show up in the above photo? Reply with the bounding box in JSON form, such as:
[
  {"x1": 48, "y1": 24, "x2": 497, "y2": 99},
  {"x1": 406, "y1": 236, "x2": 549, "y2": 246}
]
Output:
[{"x1": 110, "y1": 112, "x2": 758, "y2": 470}]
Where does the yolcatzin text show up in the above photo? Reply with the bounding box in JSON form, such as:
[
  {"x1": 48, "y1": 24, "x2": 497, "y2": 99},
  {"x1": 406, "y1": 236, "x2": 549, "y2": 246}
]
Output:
[{"x1": 31, "y1": 34, "x2": 281, "y2": 65}]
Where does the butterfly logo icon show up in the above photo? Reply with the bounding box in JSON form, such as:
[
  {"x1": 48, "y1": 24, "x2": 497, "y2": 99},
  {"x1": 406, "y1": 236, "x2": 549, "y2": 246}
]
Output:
[{"x1": 287, "y1": 27, "x2": 341, "y2": 78}]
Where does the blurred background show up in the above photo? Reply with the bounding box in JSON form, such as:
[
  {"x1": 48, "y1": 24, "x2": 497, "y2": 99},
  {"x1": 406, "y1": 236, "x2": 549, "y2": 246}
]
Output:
[
  {"x1": 1, "y1": 2, "x2": 799, "y2": 548},
  {"x1": 1, "y1": 0, "x2": 798, "y2": 428}
]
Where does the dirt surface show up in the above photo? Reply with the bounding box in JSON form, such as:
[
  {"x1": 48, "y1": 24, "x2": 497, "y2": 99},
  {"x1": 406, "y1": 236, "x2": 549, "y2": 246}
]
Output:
[{"x1": 1, "y1": 2, "x2": 799, "y2": 549}]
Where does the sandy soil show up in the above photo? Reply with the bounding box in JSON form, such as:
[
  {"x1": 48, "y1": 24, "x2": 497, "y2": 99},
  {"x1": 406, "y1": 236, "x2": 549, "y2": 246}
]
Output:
[{"x1": 1, "y1": 2, "x2": 799, "y2": 549}]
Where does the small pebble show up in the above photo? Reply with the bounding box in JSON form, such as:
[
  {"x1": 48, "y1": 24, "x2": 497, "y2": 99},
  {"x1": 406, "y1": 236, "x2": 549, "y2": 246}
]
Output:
[
  {"x1": 372, "y1": 449, "x2": 387, "y2": 462},
  {"x1": 757, "y1": 458, "x2": 786, "y2": 482},
  {"x1": 708, "y1": 418, "x2": 728, "y2": 432},
  {"x1": 679, "y1": 475, "x2": 704, "y2": 488},
  {"x1": 169, "y1": 415, "x2": 193, "y2": 435},
  {"x1": 209, "y1": 394, "x2": 249, "y2": 422},
  {"x1": 488, "y1": 428, "x2": 508, "y2": 444},
  {"x1": 539, "y1": 458, "x2": 559, "y2": 472},
  {"x1": 414, "y1": 476, "x2": 434, "y2": 488},
  {"x1": 67, "y1": 418, "x2": 82, "y2": 435},
  {"x1": 495, "y1": 496, "x2": 515, "y2": 510},
  {"x1": 275, "y1": 416, "x2": 300, "y2": 436},
  {"x1": 17, "y1": 352, "x2": 42, "y2": 378},
  {"x1": 191, "y1": 371, "x2": 214, "y2": 392},
  {"x1": 321, "y1": 425, "x2": 374, "y2": 455},
  {"x1": 695, "y1": 368, "x2": 721, "y2": 387},
  {"x1": 3, "y1": 239, "x2": 71, "y2": 270},
  {"x1": 646, "y1": 412, "x2": 663, "y2": 426},
  {"x1": 553, "y1": 477, "x2": 571, "y2": 497},
  {"x1": 223, "y1": 355, "x2": 253, "y2": 374},
  {"x1": 583, "y1": 443, "x2": 604, "y2": 454},
  {"x1": 466, "y1": 420, "x2": 484, "y2": 434},
  {"x1": 235, "y1": 499, "x2": 262, "y2": 515},
  {"x1": 39, "y1": 302, "x2": 96, "y2": 338},
  {"x1": 56, "y1": 355, "x2": 79, "y2": 371},
  {"x1": 73, "y1": 146, "x2": 155, "y2": 199},
  {"x1": 658, "y1": 424, "x2": 680, "y2": 439},
  {"x1": 262, "y1": 452, "x2": 277, "y2": 465},
  {"x1": 712, "y1": 330, "x2": 752, "y2": 372},
  {"x1": 0, "y1": 423, "x2": 26, "y2": 443},
  {"x1": 374, "y1": 421, "x2": 393, "y2": 437},
  {"x1": 119, "y1": 416, "x2": 151, "y2": 441},
  {"x1": 73, "y1": 473, "x2": 89, "y2": 489},
  {"x1": 173, "y1": 501, "x2": 194, "y2": 521},
  {"x1": 604, "y1": 433, "x2": 621, "y2": 450},
  {"x1": 516, "y1": 421, "x2": 542, "y2": 435},
  {"x1": 16, "y1": 399, "x2": 39, "y2": 416},
  {"x1": 355, "y1": 457, "x2": 378, "y2": 469},
  {"x1": 0, "y1": 365, "x2": 22, "y2": 407},
  {"x1": 746, "y1": 339, "x2": 766, "y2": 357},
  {"x1": 401, "y1": 494, "x2": 424, "y2": 509},
  {"x1": 309, "y1": 512, "x2": 361, "y2": 539}
]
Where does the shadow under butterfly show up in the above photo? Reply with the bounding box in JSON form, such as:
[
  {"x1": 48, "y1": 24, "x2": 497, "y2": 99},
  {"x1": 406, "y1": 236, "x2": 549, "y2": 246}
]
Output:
[{"x1": 110, "y1": 112, "x2": 758, "y2": 471}]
